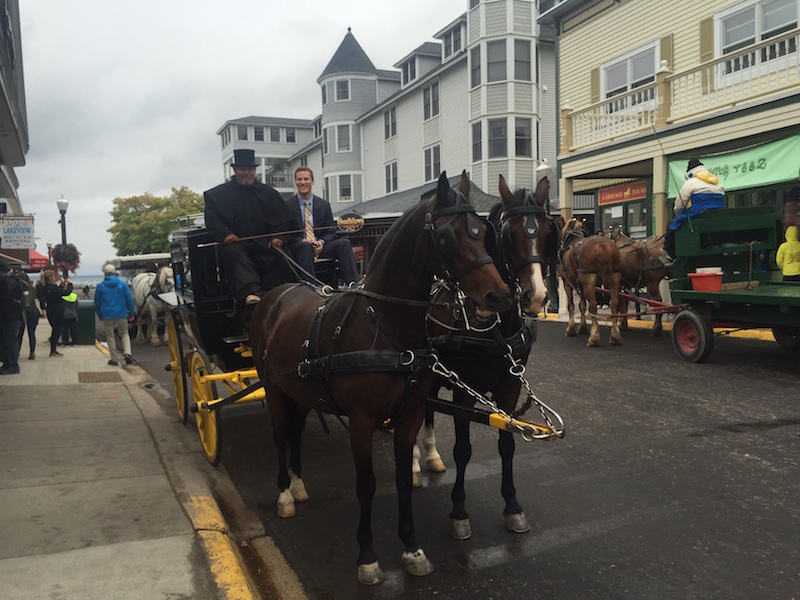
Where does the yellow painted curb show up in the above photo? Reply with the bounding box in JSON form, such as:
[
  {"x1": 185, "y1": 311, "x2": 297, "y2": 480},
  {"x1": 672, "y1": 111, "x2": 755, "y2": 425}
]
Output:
[{"x1": 187, "y1": 496, "x2": 256, "y2": 600}]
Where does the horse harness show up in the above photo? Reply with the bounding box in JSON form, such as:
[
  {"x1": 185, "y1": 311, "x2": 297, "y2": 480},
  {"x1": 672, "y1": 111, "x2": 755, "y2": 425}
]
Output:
[
  {"x1": 132, "y1": 267, "x2": 172, "y2": 325},
  {"x1": 263, "y1": 196, "x2": 494, "y2": 432},
  {"x1": 559, "y1": 227, "x2": 620, "y2": 296}
]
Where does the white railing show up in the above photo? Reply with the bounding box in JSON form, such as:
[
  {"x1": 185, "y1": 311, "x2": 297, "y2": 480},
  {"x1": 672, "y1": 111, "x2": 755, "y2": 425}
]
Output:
[
  {"x1": 669, "y1": 29, "x2": 800, "y2": 121},
  {"x1": 562, "y1": 29, "x2": 800, "y2": 150}
]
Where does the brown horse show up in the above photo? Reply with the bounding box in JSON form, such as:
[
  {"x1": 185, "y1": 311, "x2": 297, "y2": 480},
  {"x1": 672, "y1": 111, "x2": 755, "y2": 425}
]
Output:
[
  {"x1": 558, "y1": 219, "x2": 623, "y2": 346},
  {"x1": 417, "y1": 174, "x2": 560, "y2": 540},
  {"x1": 249, "y1": 171, "x2": 512, "y2": 585},
  {"x1": 614, "y1": 233, "x2": 671, "y2": 336}
]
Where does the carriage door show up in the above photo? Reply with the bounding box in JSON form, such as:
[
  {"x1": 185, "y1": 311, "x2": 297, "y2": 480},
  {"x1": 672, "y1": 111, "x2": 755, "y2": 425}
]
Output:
[{"x1": 597, "y1": 180, "x2": 649, "y2": 239}]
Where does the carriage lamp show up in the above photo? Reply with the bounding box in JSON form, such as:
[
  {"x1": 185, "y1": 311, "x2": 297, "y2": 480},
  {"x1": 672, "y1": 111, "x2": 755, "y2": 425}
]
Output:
[{"x1": 57, "y1": 196, "x2": 69, "y2": 278}]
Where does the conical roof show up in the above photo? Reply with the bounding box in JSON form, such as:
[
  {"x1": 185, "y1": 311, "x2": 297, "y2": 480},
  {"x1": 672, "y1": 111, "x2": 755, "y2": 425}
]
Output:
[{"x1": 318, "y1": 28, "x2": 377, "y2": 80}]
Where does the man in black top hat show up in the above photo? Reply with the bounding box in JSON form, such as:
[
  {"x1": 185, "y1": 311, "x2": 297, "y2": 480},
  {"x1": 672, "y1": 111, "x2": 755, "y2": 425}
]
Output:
[{"x1": 204, "y1": 149, "x2": 301, "y2": 304}]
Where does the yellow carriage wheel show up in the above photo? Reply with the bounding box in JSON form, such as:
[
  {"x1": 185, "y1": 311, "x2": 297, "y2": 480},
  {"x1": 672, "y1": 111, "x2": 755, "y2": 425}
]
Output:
[
  {"x1": 167, "y1": 312, "x2": 188, "y2": 424},
  {"x1": 190, "y1": 349, "x2": 222, "y2": 466}
]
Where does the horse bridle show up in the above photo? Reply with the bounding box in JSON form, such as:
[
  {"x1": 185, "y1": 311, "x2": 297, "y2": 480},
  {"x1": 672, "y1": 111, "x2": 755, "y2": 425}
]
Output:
[
  {"x1": 497, "y1": 189, "x2": 547, "y2": 279},
  {"x1": 425, "y1": 190, "x2": 494, "y2": 282}
]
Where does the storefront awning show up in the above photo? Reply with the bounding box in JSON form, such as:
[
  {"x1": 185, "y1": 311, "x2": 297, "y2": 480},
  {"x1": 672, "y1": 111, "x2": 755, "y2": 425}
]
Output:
[{"x1": 668, "y1": 134, "x2": 800, "y2": 198}]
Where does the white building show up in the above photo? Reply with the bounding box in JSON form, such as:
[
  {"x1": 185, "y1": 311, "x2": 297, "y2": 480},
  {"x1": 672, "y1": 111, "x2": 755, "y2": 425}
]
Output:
[{"x1": 216, "y1": 0, "x2": 557, "y2": 218}]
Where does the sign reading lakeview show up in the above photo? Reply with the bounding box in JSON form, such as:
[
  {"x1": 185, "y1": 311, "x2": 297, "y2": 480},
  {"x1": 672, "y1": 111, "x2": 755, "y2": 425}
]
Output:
[{"x1": 0, "y1": 216, "x2": 35, "y2": 249}]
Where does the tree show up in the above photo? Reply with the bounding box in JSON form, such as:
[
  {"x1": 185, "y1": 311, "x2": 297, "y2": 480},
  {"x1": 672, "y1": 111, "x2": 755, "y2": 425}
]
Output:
[{"x1": 108, "y1": 186, "x2": 204, "y2": 255}]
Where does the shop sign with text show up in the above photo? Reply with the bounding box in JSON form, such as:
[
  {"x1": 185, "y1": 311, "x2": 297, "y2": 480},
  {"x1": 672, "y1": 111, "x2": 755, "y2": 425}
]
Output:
[{"x1": 598, "y1": 181, "x2": 647, "y2": 205}]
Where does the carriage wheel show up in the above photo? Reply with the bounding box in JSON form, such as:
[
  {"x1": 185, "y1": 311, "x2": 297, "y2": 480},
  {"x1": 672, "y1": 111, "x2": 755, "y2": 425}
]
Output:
[
  {"x1": 772, "y1": 326, "x2": 800, "y2": 351},
  {"x1": 672, "y1": 309, "x2": 715, "y2": 363},
  {"x1": 167, "y1": 312, "x2": 188, "y2": 424},
  {"x1": 191, "y1": 350, "x2": 222, "y2": 466}
]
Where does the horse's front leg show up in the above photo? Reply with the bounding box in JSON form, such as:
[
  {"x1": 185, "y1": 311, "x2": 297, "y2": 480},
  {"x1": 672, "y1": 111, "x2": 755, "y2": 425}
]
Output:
[
  {"x1": 449, "y1": 415, "x2": 472, "y2": 540},
  {"x1": 268, "y1": 392, "x2": 296, "y2": 519},
  {"x1": 348, "y1": 415, "x2": 382, "y2": 585},
  {"x1": 287, "y1": 401, "x2": 309, "y2": 503},
  {"x1": 394, "y1": 411, "x2": 433, "y2": 578},
  {"x1": 148, "y1": 307, "x2": 161, "y2": 346},
  {"x1": 650, "y1": 283, "x2": 663, "y2": 337},
  {"x1": 499, "y1": 429, "x2": 529, "y2": 533},
  {"x1": 412, "y1": 409, "x2": 444, "y2": 488},
  {"x1": 564, "y1": 286, "x2": 578, "y2": 336},
  {"x1": 134, "y1": 312, "x2": 146, "y2": 343}
]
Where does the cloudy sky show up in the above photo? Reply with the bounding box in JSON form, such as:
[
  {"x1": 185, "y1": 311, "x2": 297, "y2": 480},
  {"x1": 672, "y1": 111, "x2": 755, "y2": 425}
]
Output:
[{"x1": 18, "y1": 0, "x2": 466, "y2": 274}]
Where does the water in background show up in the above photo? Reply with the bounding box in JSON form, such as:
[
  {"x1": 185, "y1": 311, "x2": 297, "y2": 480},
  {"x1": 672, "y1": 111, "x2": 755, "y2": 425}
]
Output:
[{"x1": 70, "y1": 275, "x2": 104, "y2": 288}]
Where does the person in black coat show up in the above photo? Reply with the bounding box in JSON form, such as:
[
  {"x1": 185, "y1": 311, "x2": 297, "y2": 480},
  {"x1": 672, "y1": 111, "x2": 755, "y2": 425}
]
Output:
[
  {"x1": 286, "y1": 167, "x2": 360, "y2": 285},
  {"x1": 204, "y1": 149, "x2": 301, "y2": 304},
  {"x1": 0, "y1": 260, "x2": 23, "y2": 373},
  {"x1": 39, "y1": 270, "x2": 73, "y2": 357}
]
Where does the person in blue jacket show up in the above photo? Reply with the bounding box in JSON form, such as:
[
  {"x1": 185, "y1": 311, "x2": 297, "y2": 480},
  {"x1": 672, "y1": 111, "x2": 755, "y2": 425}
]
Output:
[{"x1": 94, "y1": 262, "x2": 135, "y2": 366}]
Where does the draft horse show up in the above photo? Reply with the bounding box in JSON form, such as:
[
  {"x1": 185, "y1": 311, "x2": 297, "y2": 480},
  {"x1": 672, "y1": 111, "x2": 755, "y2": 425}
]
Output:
[
  {"x1": 418, "y1": 174, "x2": 559, "y2": 540},
  {"x1": 249, "y1": 171, "x2": 513, "y2": 585},
  {"x1": 614, "y1": 233, "x2": 671, "y2": 336},
  {"x1": 131, "y1": 266, "x2": 175, "y2": 346},
  {"x1": 558, "y1": 219, "x2": 623, "y2": 346}
]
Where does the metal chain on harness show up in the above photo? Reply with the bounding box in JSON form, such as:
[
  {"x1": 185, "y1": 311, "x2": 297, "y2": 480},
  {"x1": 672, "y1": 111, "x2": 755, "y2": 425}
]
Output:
[{"x1": 431, "y1": 353, "x2": 565, "y2": 442}]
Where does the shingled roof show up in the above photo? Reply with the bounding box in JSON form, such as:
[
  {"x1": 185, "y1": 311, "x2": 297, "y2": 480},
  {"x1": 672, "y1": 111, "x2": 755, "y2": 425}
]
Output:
[
  {"x1": 333, "y1": 174, "x2": 500, "y2": 218},
  {"x1": 319, "y1": 29, "x2": 377, "y2": 80}
]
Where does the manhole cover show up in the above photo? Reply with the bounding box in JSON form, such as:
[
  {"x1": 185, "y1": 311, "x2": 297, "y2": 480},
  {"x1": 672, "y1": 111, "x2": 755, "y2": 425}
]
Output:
[{"x1": 78, "y1": 371, "x2": 124, "y2": 383}]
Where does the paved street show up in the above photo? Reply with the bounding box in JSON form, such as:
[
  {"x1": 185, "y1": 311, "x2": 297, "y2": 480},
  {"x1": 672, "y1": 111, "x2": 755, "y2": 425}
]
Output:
[{"x1": 136, "y1": 318, "x2": 800, "y2": 599}]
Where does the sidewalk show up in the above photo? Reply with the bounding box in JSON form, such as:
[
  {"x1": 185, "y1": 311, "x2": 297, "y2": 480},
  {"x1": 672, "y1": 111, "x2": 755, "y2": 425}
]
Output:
[{"x1": 0, "y1": 319, "x2": 267, "y2": 599}]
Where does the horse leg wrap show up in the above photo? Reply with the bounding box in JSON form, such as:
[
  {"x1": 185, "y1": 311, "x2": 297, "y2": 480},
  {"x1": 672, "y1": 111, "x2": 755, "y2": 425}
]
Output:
[
  {"x1": 289, "y1": 471, "x2": 309, "y2": 503},
  {"x1": 402, "y1": 549, "x2": 434, "y2": 577},
  {"x1": 276, "y1": 489, "x2": 296, "y2": 518},
  {"x1": 450, "y1": 518, "x2": 472, "y2": 541},
  {"x1": 423, "y1": 426, "x2": 446, "y2": 473},
  {"x1": 504, "y1": 512, "x2": 531, "y2": 534},
  {"x1": 357, "y1": 561, "x2": 385, "y2": 585}
]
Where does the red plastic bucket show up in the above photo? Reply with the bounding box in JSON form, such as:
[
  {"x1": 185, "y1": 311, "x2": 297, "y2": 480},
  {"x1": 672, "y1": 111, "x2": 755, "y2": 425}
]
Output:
[{"x1": 688, "y1": 272, "x2": 723, "y2": 292}]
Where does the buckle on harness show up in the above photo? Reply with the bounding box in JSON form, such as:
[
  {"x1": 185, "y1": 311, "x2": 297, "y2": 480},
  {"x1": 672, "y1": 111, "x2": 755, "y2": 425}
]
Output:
[{"x1": 297, "y1": 360, "x2": 311, "y2": 379}]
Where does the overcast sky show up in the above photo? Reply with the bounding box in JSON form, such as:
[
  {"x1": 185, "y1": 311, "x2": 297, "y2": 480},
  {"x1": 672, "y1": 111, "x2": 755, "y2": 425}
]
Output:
[{"x1": 18, "y1": 0, "x2": 466, "y2": 274}]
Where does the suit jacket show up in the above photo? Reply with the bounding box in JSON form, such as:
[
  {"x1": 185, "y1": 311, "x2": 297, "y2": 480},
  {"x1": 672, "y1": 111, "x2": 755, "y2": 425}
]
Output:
[
  {"x1": 204, "y1": 179, "x2": 300, "y2": 250},
  {"x1": 286, "y1": 194, "x2": 339, "y2": 245}
]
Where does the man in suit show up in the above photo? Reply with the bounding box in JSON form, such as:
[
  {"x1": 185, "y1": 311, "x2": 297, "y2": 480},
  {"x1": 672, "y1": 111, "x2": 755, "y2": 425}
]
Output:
[
  {"x1": 204, "y1": 149, "x2": 301, "y2": 304},
  {"x1": 286, "y1": 167, "x2": 360, "y2": 285}
]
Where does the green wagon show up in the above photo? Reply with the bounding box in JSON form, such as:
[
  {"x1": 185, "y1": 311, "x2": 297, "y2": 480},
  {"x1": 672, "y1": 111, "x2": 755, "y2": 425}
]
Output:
[{"x1": 668, "y1": 206, "x2": 800, "y2": 362}]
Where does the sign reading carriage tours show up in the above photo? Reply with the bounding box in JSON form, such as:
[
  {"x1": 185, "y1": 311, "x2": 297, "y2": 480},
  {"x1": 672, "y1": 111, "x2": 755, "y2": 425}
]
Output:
[
  {"x1": 0, "y1": 216, "x2": 35, "y2": 249},
  {"x1": 598, "y1": 181, "x2": 647, "y2": 205}
]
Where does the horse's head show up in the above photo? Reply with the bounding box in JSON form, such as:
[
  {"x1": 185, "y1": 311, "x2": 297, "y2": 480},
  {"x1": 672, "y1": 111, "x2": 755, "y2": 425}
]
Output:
[
  {"x1": 496, "y1": 174, "x2": 550, "y2": 315},
  {"x1": 426, "y1": 171, "x2": 512, "y2": 313},
  {"x1": 561, "y1": 218, "x2": 588, "y2": 245},
  {"x1": 158, "y1": 266, "x2": 175, "y2": 293}
]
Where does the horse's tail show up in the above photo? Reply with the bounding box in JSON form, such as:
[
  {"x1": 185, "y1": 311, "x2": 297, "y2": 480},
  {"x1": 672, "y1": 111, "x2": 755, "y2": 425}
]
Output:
[{"x1": 595, "y1": 242, "x2": 621, "y2": 288}]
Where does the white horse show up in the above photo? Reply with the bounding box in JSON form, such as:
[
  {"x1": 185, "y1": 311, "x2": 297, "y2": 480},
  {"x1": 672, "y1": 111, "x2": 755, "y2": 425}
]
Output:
[{"x1": 131, "y1": 267, "x2": 175, "y2": 346}]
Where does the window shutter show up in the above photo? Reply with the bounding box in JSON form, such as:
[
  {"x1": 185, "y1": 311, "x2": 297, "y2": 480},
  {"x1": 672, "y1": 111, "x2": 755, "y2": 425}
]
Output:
[
  {"x1": 660, "y1": 34, "x2": 673, "y2": 70},
  {"x1": 591, "y1": 67, "x2": 600, "y2": 104},
  {"x1": 699, "y1": 17, "x2": 715, "y2": 93},
  {"x1": 699, "y1": 17, "x2": 714, "y2": 63}
]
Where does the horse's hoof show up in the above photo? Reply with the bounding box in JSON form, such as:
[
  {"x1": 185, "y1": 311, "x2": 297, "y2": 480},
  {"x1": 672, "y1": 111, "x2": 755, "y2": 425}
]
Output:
[
  {"x1": 450, "y1": 518, "x2": 472, "y2": 540},
  {"x1": 412, "y1": 472, "x2": 422, "y2": 488},
  {"x1": 402, "y1": 549, "x2": 434, "y2": 577},
  {"x1": 426, "y1": 456, "x2": 446, "y2": 473},
  {"x1": 578, "y1": 325, "x2": 589, "y2": 335},
  {"x1": 505, "y1": 512, "x2": 531, "y2": 533},
  {"x1": 586, "y1": 338, "x2": 600, "y2": 347},
  {"x1": 609, "y1": 336, "x2": 622, "y2": 346},
  {"x1": 565, "y1": 328, "x2": 577, "y2": 337},
  {"x1": 289, "y1": 481, "x2": 309, "y2": 503},
  {"x1": 277, "y1": 489, "x2": 295, "y2": 518},
  {"x1": 357, "y1": 561, "x2": 385, "y2": 585}
]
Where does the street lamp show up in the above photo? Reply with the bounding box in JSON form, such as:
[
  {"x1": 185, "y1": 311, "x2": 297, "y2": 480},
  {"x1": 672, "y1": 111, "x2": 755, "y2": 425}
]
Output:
[{"x1": 56, "y1": 196, "x2": 69, "y2": 278}]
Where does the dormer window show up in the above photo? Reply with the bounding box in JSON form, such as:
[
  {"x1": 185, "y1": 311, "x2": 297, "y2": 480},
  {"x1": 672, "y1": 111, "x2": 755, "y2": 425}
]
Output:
[
  {"x1": 402, "y1": 58, "x2": 417, "y2": 84},
  {"x1": 444, "y1": 26, "x2": 462, "y2": 59}
]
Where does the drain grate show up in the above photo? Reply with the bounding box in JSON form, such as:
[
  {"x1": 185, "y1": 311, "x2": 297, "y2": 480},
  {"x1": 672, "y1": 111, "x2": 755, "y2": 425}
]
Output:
[{"x1": 78, "y1": 371, "x2": 124, "y2": 383}]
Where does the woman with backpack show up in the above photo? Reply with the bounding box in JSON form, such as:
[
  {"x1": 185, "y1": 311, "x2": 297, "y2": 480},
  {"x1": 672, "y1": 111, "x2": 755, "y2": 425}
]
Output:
[{"x1": 39, "y1": 270, "x2": 73, "y2": 357}]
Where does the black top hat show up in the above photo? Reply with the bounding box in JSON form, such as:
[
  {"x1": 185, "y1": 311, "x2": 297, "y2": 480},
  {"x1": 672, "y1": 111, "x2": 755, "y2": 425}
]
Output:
[
  {"x1": 232, "y1": 149, "x2": 257, "y2": 168},
  {"x1": 686, "y1": 158, "x2": 703, "y2": 172}
]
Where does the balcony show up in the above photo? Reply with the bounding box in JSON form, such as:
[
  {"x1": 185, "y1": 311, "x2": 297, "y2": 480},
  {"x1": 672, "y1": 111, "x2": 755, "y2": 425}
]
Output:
[{"x1": 561, "y1": 29, "x2": 800, "y2": 151}]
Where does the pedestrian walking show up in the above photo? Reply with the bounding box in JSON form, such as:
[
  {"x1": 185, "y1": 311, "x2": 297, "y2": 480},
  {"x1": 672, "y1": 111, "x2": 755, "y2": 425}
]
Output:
[
  {"x1": 94, "y1": 262, "x2": 135, "y2": 366},
  {"x1": 18, "y1": 275, "x2": 42, "y2": 360}
]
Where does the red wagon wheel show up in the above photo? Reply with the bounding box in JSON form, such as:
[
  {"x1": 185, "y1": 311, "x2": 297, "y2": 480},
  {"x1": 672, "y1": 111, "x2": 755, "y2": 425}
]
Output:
[{"x1": 671, "y1": 309, "x2": 715, "y2": 363}]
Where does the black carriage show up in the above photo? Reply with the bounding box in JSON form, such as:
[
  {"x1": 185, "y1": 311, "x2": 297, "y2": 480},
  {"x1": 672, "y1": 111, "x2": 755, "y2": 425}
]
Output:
[{"x1": 166, "y1": 216, "x2": 265, "y2": 465}]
